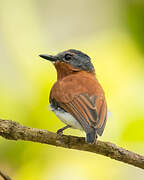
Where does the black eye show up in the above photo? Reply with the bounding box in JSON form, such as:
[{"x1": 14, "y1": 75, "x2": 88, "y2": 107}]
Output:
[{"x1": 64, "y1": 54, "x2": 72, "y2": 61}]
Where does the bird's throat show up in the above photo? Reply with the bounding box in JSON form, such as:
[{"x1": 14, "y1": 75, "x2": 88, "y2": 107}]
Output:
[{"x1": 54, "y1": 62, "x2": 80, "y2": 80}]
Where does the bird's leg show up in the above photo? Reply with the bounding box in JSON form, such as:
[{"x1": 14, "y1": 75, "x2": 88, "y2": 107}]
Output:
[{"x1": 57, "y1": 125, "x2": 70, "y2": 135}]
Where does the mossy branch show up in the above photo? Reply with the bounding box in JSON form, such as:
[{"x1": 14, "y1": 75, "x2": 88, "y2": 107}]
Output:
[{"x1": 0, "y1": 119, "x2": 144, "y2": 170}]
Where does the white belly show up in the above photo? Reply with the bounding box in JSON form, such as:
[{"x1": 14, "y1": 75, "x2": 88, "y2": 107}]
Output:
[{"x1": 53, "y1": 108, "x2": 83, "y2": 131}]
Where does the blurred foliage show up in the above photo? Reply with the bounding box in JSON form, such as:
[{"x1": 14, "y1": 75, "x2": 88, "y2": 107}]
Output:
[
  {"x1": 0, "y1": 0, "x2": 144, "y2": 179},
  {"x1": 126, "y1": 0, "x2": 144, "y2": 54},
  {"x1": 122, "y1": 118, "x2": 144, "y2": 142}
]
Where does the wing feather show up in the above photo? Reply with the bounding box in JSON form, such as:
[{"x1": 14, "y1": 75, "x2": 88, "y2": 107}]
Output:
[{"x1": 60, "y1": 94, "x2": 107, "y2": 136}]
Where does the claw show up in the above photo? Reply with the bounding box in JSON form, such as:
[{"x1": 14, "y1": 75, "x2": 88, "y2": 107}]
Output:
[
  {"x1": 56, "y1": 125, "x2": 70, "y2": 135},
  {"x1": 57, "y1": 129, "x2": 63, "y2": 135}
]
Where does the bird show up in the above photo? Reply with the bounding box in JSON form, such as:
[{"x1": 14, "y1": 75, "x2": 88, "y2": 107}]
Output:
[{"x1": 39, "y1": 49, "x2": 107, "y2": 144}]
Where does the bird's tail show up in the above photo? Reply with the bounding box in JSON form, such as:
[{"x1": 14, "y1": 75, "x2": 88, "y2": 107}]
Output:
[{"x1": 86, "y1": 128, "x2": 97, "y2": 144}]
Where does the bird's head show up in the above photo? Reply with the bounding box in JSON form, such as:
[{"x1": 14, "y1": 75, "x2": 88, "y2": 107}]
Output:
[
  {"x1": 40, "y1": 49, "x2": 95, "y2": 79},
  {"x1": 40, "y1": 49, "x2": 94, "y2": 71}
]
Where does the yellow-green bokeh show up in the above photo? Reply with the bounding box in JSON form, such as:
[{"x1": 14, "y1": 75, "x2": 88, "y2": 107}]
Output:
[{"x1": 0, "y1": 0, "x2": 144, "y2": 179}]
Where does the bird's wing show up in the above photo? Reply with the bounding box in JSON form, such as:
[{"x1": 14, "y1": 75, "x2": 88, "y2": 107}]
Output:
[{"x1": 60, "y1": 93, "x2": 107, "y2": 136}]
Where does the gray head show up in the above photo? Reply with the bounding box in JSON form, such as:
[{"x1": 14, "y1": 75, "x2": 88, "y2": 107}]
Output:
[{"x1": 39, "y1": 49, "x2": 95, "y2": 72}]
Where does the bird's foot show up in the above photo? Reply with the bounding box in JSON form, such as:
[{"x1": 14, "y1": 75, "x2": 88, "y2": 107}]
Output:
[
  {"x1": 56, "y1": 125, "x2": 70, "y2": 135},
  {"x1": 57, "y1": 129, "x2": 63, "y2": 135}
]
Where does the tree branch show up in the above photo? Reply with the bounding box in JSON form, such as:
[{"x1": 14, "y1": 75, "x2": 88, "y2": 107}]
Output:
[
  {"x1": 0, "y1": 170, "x2": 12, "y2": 180},
  {"x1": 0, "y1": 119, "x2": 144, "y2": 170}
]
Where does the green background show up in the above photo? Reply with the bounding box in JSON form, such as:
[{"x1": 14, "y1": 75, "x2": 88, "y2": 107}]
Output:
[{"x1": 0, "y1": 0, "x2": 144, "y2": 179}]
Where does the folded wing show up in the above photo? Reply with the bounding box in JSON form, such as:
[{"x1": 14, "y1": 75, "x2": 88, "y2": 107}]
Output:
[{"x1": 60, "y1": 93, "x2": 107, "y2": 136}]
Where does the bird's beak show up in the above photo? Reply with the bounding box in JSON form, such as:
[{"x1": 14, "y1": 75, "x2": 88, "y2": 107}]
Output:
[{"x1": 39, "y1": 54, "x2": 58, "y2": 62}]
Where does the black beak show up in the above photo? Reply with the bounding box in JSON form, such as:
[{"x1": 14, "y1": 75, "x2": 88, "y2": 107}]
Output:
[{"x1": 39, "y1": 54, "x2": 58, "y2": 62}]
